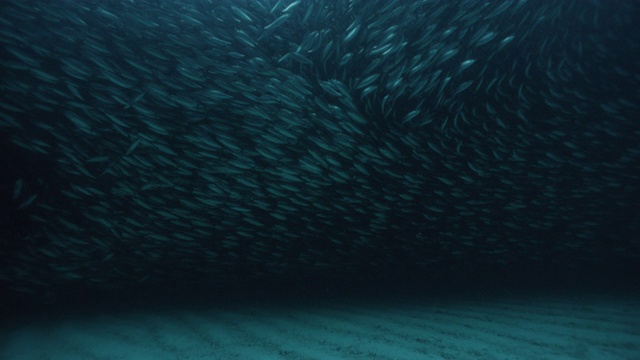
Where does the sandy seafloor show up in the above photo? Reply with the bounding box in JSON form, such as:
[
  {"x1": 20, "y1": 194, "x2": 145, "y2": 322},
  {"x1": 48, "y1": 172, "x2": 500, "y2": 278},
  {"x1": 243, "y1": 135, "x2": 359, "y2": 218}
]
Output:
[{"x1": 1, "y1": 293, "x2": 639, "y2": 360}]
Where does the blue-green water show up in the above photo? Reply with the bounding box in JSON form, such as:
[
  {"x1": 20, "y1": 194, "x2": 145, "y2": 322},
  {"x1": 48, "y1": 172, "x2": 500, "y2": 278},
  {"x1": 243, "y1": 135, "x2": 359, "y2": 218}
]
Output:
[{"x1": 0, "y1": 0, "x2": 638, "y2": 318}]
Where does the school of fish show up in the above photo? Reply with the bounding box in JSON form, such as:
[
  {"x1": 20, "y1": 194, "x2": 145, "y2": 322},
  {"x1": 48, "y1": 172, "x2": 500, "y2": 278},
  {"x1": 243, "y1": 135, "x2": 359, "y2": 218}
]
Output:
[{"x1": 1, "y1": 0, "x2": 639, "y2": 299}]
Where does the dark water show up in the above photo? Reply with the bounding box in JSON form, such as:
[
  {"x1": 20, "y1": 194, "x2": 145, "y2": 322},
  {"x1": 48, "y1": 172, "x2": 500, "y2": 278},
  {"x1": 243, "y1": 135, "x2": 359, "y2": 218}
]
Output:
[{"x1": 1, "y1": 0, "x2": 639, "y2": 318}]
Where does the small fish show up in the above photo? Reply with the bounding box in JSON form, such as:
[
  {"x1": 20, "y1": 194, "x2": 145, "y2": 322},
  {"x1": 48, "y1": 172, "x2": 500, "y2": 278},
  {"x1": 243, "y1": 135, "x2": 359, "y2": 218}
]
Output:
[{"x1": 13, "y1": 178, "x2": 23, "y2": 200}]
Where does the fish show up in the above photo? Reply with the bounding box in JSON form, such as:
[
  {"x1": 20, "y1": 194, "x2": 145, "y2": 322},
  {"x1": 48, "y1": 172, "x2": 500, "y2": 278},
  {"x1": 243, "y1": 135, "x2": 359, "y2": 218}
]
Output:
[{"x1": 0, "y1": 0, "x2": 638, "y2": 301}]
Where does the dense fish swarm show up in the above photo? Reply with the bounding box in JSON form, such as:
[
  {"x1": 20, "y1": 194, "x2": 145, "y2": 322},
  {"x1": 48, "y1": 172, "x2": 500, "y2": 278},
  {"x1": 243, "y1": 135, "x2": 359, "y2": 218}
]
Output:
[{"x1": 1, "y1": 0, "x2": 639, "y2": 299}]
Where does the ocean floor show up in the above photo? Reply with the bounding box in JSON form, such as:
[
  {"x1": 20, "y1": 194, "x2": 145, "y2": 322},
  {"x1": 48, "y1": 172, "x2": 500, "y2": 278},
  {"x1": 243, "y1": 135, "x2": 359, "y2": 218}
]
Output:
[{"x1": 2, "y1": 294, "x2": 639, "y2": 360}]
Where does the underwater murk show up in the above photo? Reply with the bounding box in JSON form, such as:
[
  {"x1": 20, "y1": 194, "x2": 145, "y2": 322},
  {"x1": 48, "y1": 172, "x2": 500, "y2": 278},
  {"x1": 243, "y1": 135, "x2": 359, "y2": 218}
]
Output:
[{"x1": 1, "y1": 1, "x2": 639, "y2": 359}]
